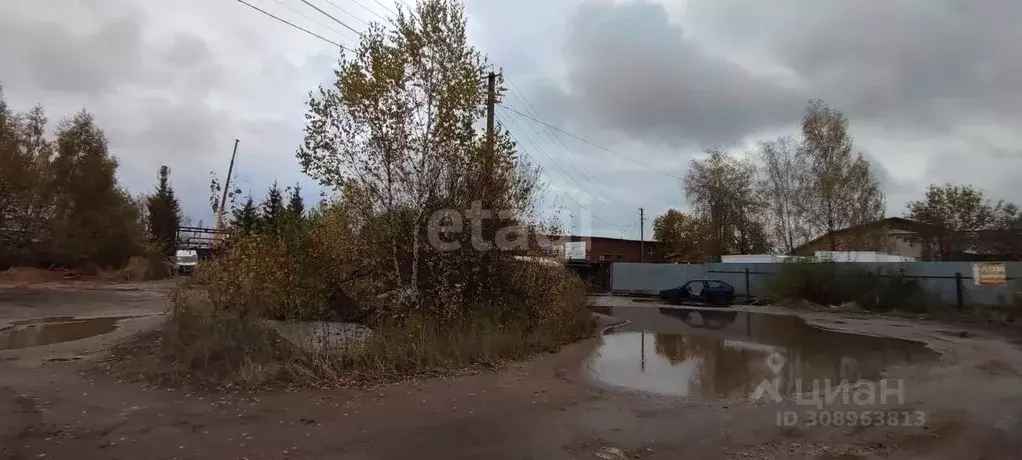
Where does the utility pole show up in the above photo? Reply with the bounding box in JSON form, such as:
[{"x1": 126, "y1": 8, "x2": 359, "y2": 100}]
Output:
[
  {"x1": 485, "y1": 72, "x2": 497, "y2": 193},
  {"x1": 639, "y1": 207, "x2": 645, "y2": 262},
  {"x1": 482, "y1": 71, "x2": 499, "y2": 247},
  {"x1": 218, "y1": 139, "x2": 239, "y2": 227}
]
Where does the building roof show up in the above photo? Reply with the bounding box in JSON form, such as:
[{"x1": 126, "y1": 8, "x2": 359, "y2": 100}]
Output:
[
  {"x1": 535, "y1": 234, "x2": 656, "y2": 246},
  {"x1": 566, "y1": 235, "x2": 656, "y2": 244},
  {"x1": 793, "y1": 217, "x2": 933, "y2": 253}
]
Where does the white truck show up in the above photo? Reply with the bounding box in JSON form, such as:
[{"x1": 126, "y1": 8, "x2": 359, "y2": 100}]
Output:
[{"x1": 174, "y1": 249, "x2": 199, "y2": 275}]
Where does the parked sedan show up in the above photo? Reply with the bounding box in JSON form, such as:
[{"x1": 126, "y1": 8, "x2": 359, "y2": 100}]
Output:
[{"x1": 659, "y1": 279, "x2": 735, "y2": 306}]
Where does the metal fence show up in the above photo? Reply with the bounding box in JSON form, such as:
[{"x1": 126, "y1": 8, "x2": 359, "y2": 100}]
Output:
[{"x1": 611, "y1": 261, "x2": 1022, "y2": 308}]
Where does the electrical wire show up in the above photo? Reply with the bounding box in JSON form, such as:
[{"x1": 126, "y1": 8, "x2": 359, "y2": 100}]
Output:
[
  {"x1": 497, "y1": 106, "x2": 609, "y2": 204},
  {"x1": 504, "y1": 78, "x2": 610, "y2": 191},
  {"x1": 496, "y1": 113, "x2": 632, "y2": 229},
  {"x1": 497, "y1": 90, "x2": 619, "y2": 207},
  {"x1": 320, "y1": 0, "x2": 371, "y2": 27},
  {"x1": 617, "y1": 222, "x2": 635, "y2": 239},
  {"x1": 272, "y1": 0, "x2": 358, "y2": 42},
  {"x1": 237, "y1": 0, "x2": 346, "y2": 48},
  {"x1": 498, "y1": 104, "x2": 685, "y2": 180},
  {"x1": 348, "y1": 0, "x2": 393, "y2": 23},
  {"x1": 297, "y1": 0, "x2": 363, "y2": 37},
  {"x1": 372, "y1": 0, "x2": 399, "y2": 16},
  {"x1": 236, "y1": 0, "x2": 633, "y2": 233}
]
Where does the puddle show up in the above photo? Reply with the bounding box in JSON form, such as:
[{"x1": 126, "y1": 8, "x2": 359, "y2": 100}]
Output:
[
  {"x1": 588, "y1": 308, "x2": 937, "y2": 398},
  {"x1": 0, "y1": 316, "x2": 127, "y2": 350},
  {"x1": 9, "y1": 316, "x2": 77, "y2": 327}
]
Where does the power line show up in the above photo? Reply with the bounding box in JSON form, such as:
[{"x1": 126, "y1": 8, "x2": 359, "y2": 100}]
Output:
[
  {"x1": 498, "y1": 104, "x2": 685, "y2": 180},
  {"x1": 236, "y1": 0, "x2": 630, "y2": 232},
  {"x1": 320, "y1": 0, "x2": 371, "y2": 27},
  {"x1": 372, "y1": 0, "x2": 399, "y2": 16},
  {"x1": 504, "y1": 77, "x2": 612, "y2": 194},
  {"x1": 498, "y1": 87, "x2": 619, "y2": 206},
  {"x1": 382, "y1": 0, "x2": 408, "y2": 15},
  {"x1": 272, "y1": 0, "x2": 357, "y2": 42},
  {"x1": 237, "y1": 0, "x2": 345, "y2": 48},
  {"x1": 617, "y1": 222, "x2": 634, "y2": 239},
  {"x1": 496, "y1": 113, "x2": 631, "y2": 229},
  {"x1": 297, "y1": 0, "x2": 363, "y2": 37},
  {"x1": 497, "y1": 105, "x2": 617, "y2": 207},
  {"x1": 349, "y1": 0, "x2": 393, "y2": 23}
]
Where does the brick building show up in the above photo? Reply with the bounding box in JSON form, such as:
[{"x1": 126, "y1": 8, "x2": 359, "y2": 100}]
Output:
[
  {"x1": 537, "y1": 235, "x2": 662, "y2": 291},
  {"x1": 566, "y1": 235, "x2": 662, "y2": 263}
]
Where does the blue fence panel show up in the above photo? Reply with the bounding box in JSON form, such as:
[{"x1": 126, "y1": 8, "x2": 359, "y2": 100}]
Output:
[{"x1": 611, "y1": 261, "x2": 1022, "y2": 307}]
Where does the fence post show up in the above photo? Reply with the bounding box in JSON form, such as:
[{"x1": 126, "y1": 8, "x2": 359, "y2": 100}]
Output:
[
  {"x1": 955, "y1": 272, "x2": 964, "y2": 310},
  {"x1": 745, "y1": 267, "x2": 751, "y2": 300}
]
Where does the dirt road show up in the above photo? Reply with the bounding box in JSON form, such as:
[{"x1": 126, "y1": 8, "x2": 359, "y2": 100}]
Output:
[{"x1": 2, "y1": 284, "x2": 1021, "y2": 459}]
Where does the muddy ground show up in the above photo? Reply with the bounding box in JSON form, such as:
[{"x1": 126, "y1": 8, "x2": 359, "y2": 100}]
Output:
[{"x1": 1, "y1": 283, "x2": 1021, "y2": 459}]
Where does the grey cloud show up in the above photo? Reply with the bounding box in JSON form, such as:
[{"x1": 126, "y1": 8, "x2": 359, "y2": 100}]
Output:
[
  {"x1": 0, "y1": 0, "x2": 337, "y2": 223},
  {"x1": 682, "y1": 0, "x2": 1022, "y2": 210},
  {"x1": 923, "y1": 149, "x2": 1022, "y2": 205},
  {"x1": 556, "y1": 0, "x2": 803, "y2": 149},
  {"x1": 133, "y1": 97, "x2": 222, "y2": 157},
  {"x1": 860, "y1": 151, "x2": 919, "y2": 214},
  {"x1": 163, "y1": 34, "x2": 211, "y2": 68},
  {"x1": 521, "y1": 0, "x2": 1022, "y2": 222},
  {"x1": 7, "y1": 0, "x2": 1019, "y2": 239},
  {"x1": 683, "y1": 0, "x2": 1022, "y2": 131},
  {"x1": 0, "y1": 18, "x2": 143, "y2": 95}
]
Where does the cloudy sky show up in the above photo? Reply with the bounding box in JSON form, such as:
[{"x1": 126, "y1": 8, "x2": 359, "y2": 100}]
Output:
[{"x1": 2, "y1": 0, "x2": 1019, "y2": 238}]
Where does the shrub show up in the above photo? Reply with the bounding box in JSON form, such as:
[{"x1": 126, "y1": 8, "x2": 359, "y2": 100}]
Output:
[
  {"x1": 770, "y1": 260, "x2": 847, "y2": 306},
  {"x1": 167, "y1": 264, "x2": 592, "y2": 385},
  {"x1": 170, "y1": 213, "x2": 595, "y2": 386},
  {"x1": 195, "y1": 218, "x2": 378, "y2": 321},
  {"x1": 769, "y1": 260, "x2": 932, "y2": 312},
  {"x1": 165, "y1": 288, "x2": 290, "y2": 384},
  {"x1": 109, "y1": 245, "x2": 173, "y2": 281}
]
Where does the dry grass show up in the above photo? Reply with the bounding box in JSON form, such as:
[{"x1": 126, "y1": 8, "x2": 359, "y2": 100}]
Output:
[
  {"x1": 100, "y1": 255, "x2": 173, "y2": 282},
  {"x1": 161, "y1": 281, "x2": 595, "y2": 388},
  {"x1": 769, "y1": 261, "x2": 934, "y2": 313},
  {"x1": 0, "y1": 266, "x2": 67, "y2": 283},
  {"x1": 152, "y1": 211, "x2": 598, "y2": 388}
]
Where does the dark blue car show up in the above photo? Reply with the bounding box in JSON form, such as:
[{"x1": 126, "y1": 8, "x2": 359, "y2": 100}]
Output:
[{"x1": 659, "y1": 279, "x2": 735, "y2": 306}]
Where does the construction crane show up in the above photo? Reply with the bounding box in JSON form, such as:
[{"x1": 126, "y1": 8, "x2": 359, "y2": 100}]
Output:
[{"x1": 212, "y1": 139, "x2": 240, "y2": 249}]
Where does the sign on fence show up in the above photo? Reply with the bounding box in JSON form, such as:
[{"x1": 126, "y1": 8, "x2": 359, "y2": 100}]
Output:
[
  {"x1": 973, "y1": 262, "x2": 1007, "y2": 286},
  {"x1": 564, "y1": 241, "x2": 587, "y2": 260}
]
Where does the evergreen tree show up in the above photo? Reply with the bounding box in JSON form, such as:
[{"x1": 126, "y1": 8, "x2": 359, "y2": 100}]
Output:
[
  {"x1": 259, "y1": 181, "x2": 285, "y2": 235},
  {"x1": 146, "y1": 165, "x2": 181, "y2": 255},
  {"x1": 231, "y1": 195, "x2": 258, "y2": 234},
  {"x1": 286, "y1": 183, "x2": 305, "y2": 219}
]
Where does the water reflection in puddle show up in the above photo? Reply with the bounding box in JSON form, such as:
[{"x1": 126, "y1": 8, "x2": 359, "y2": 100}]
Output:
[
  {"x1": 588, "y1": 308, "x2": 937, "y2": 397},
  {"x1": 0, "y1": 316, "x2": 126, "y2": 350}
]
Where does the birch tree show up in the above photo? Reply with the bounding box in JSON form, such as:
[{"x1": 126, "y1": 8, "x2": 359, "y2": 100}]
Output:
[
  {"x1": 757, "y1": 136, "x2": 811, "y2": 253},
  {"x1": 298, "y1": 0, "x2": 536, "y2": 313},
  {"x1": 684, "y1": 149, "x2": 770, "y2": 259},
  {"x1": 800, "y1": 100, "x2": 885, "y2": 249}
]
